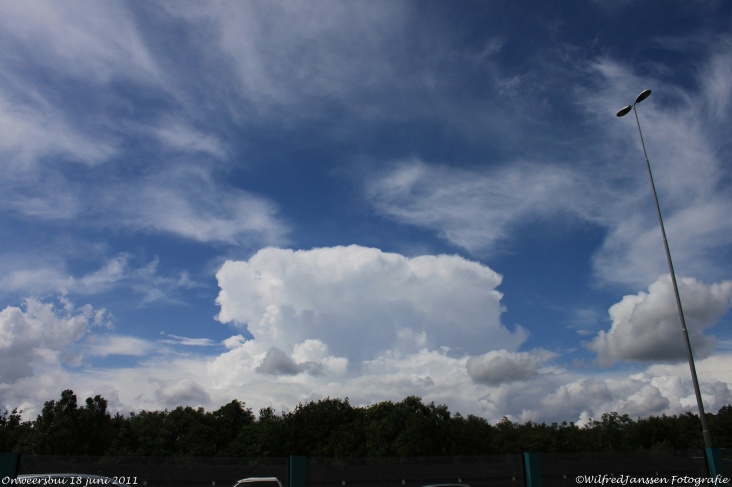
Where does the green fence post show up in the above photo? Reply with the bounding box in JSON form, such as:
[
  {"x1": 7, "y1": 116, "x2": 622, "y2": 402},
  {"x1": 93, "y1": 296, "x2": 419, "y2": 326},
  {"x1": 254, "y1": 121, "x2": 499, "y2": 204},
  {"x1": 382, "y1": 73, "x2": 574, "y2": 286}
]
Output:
[
  {"x1": 0, "y1": 453, "x2": 20, "y2": 480},
  {"x1": 523, "y1": 452, "x2": 543, "y2": 487},
  {"x1": 705, "y1": 448, "x2": 728, "y2": 485},
  {"x1": 289, "y1": 455, "x2": 306, "y2": 487}
]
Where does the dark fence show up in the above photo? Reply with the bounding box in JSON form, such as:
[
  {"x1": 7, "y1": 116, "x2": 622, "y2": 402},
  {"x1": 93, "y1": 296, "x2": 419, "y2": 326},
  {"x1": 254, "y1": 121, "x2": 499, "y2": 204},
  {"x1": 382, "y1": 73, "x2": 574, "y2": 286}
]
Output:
[
  {"x1": 539, "y1": 449, "x2": 709, "y2": 487},
  {"x1": 305, "y1": 455, "x2": 523, "y2": 487},
  {"x1": 9, "y1": 450, "x2": 728, "y2": 487}
]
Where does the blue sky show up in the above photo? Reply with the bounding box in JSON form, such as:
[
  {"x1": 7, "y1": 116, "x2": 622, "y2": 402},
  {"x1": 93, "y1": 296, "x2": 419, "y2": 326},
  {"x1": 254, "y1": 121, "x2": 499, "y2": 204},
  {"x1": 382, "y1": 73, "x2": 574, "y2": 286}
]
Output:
[{"x1": 2, "y1": 1, "x2": 732, "y2": 425}]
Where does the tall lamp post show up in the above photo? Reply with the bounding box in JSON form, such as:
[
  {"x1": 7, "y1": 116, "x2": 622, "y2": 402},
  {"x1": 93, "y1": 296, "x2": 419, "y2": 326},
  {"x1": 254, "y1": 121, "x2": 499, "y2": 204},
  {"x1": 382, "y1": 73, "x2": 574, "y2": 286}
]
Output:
[{"x1": 617, "y1": 90, "x2": 712, "y2": 450}]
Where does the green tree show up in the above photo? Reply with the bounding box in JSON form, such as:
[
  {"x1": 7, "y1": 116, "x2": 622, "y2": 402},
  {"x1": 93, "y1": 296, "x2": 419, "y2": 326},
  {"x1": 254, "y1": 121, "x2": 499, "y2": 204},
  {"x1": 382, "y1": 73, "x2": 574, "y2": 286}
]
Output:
[
  {"x1": 107, "y1": 412, "x2": 136, "y2": 455},
  {"x1": 211, "y1": 400, "x2": 256, "y2": 455},
  {"x1": 162, "y1": 406, "x2": 217, "y2": 456},
  {"x1": 15, "y1": 388, "x2": 732, "y2": 456},
  {"x1": 392, "y1": 397, "x2": 452, "y2": 456},
  {"x1": 709, "y1": 404, "x2": 732, "y2": 447},
  {"x1": 31, "y1": 389, "x2": 82, "y2": 454},
  {"x1": 227, "y1": 406, "x2": 288, "y2": 457},
  {"x1": 492, "y1": 416, "x2": 521, "y2": 454},
  {"x1": 552, "y1": 421, "x2": 586, "y2": 453},
  {"x1": 362, "y1": 396, "x2": 453, "y2": 456},
  {"x1": 673, "y1": 411, "x2": 707, "y2": 449},
  {"x1": 591, "y1": 412, "x2": 634, "y2": 451},
  {"x1": 0, "y1": 408, "x2": 32, "y2": 452},
  {"x1": 448, "y1": 413, "x2": 495, "y2": 455},
  {"x1": 26, "y1": 390, "x2": 114, "y2": 455},
  {"x1": 282, "y1": 397, "x2": 363, "y2": 457},
  {"x1": 77, "y1": 395, "x2": 113, "y2": 454},
  {"x1": 516, "y1": 421, "x2": 559, "y2": 453},
  {"x1": 362, "y1": 400, "x2": 401, "y2": 456},
  {"x1": 126, "y1": 406, "x2": 220, "y2": 456},
  {"x1": 127, "y1": 409, "x2": 169, "y2": 455}
]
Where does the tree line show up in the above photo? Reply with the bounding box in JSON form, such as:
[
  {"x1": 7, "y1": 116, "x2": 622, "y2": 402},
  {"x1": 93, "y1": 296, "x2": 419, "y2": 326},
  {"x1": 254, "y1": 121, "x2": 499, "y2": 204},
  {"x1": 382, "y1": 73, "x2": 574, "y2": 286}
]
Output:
[{"x1": 2, "y1": 390, "x2": 732, "y2": 457}]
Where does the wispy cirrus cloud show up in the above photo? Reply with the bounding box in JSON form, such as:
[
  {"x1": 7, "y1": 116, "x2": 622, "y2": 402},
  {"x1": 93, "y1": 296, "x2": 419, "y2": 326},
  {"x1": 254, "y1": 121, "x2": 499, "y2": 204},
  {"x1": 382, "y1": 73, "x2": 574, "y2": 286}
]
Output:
[
  {"x1": 0, "y1": 1, "x2": 288, "y2": 248},
  {"x1": 0, "y1": 254, "x2": 201, "y2": 306},
  {"x1": 159, "y1": 333, "x2": 216, "y2": 347},
  {"x1": 164, "y1": 1, "x2": 414, "y2": 116},
  {"x1": 0, "y1": 2, "x2": 158, "y2": 84},
  {"x1": 363, "y1": 39, "x2": 732, "y2": 291},
  {"x1": 364, "y1": 158, "x2": 594, "y2": 256},
  {"x1": 85, "y1": 334, "x2": 156, "y2": 358}
]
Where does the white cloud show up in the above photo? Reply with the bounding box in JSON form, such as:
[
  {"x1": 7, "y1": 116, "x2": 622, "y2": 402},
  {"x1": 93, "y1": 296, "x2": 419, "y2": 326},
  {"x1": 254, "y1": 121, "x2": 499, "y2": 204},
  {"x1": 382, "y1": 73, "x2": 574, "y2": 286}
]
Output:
[
  {"x1": 361, "y1": 42, "x2": 732, "y2": 292},
  {"x1": 0, "y1": 298, "x2": 103, "y2": 383},
  {"x1": 204, "y1": 245, "x2": 541, "y2": 417},
  {"x1": 293, "y1": 339, "x2": 348, "y2": 375},
  {"x1": 645, "y1": 357, "x2": 732, "y2": 414},
  {"x1": 699, "y1": 38, "x2": 732, "y2": 122},
  {"x1": 4, "y1": 303, "x2": 732, "y2": 426},
  {"x1": 477, "y1": 36, "x2": 505, "y2": 59},
  {"x1": 587, "y1": 276, "x2": 732, "y2": 365},
  {"x1": 154, "y1": 377, "x2": 211, "y2": 409},
  {"x1": 85, "y1": 335, "x2": 155, "y2": 358},
  {"x1": 160, "y1": 333, "x2": 216, "y2": 347},
  {"x1": 106, "y1": 165, "x2": 288, "y2": 246},
  {"x1": 619, "y1": 384, "x2": 670, "y2": 418},
  {"x1": 207, "y1": 343, "x2": 478, "y2": 417},
  {"x1": 222, "y1": 335, "x2": 247, "y2": 349},
  {"x1": 0, "y1": 94, "x2": 116, "y2": 175},
  {"x1": 209, "y1": 338, "x2": 348, "y2": 383},
  {"x1": 467, "y1": 349, "x2": 558, "y2": 385},
  {"x1": 165, "y1": 1, "x2": 412, "y2": 116},
  {"x1": 3, "y1": 254, "x2": 726, "y2": 426},
  {"x1": 256, "y1": 347, "x2": 304, "y2": 376},
  {"x1": 74, "y1": 255, "x2": 130, "y2": 293},
  {"x1": 0, "y1": 254, "x2": 202, "y2": 305},
  {"x1": 580, "y1": 51, "x2": 732, "y2": 288},
  {"x1": 0, "y1": 2, "x2": 158, "y2": 85},
  {"x1": 0, "y1": 1, "x2": 155, "y2": 177},
  {"x1": 540, "y1": 378, "x2": 615, "y2": 423},
  {"x1": 0, "y1": 265, "x2": 70, "y2": 296},
  {"x1": 539, "y1": 357, "x2": 732, "y2": 426},
  {"x1": 0, "y1": 3, "x2": 288, "y2": 250},
  {"x1": 150, "y1": 121, "x2": 227, "y2": 159},
  {"x1": 364, "y1": 159, "x2": 590, "y2": 255},
  {"x1": 215, "y1": 245, "x2": 525, "y2": 362}
]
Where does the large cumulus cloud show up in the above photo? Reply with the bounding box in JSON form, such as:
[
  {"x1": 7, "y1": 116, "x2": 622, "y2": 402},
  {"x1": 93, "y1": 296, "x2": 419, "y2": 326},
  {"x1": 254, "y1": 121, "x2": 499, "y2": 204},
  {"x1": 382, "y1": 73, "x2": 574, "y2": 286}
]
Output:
[
  {"x1": 587, "y1": 276, "x2": 732, "y2": 365},
  {"x1": 0, "y1": 297, "x2": 102, "y2": 383},
  {"x1": 215, "y1": 245, "x2": 527, "y2": 367}
]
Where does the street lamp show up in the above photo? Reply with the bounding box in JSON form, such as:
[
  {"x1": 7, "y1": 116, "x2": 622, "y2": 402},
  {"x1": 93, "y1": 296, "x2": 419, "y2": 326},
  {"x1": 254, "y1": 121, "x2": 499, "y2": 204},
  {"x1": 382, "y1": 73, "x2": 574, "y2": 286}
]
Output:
[{"x1": 617, "y1": 89, "x2": 713, "y2": 449}]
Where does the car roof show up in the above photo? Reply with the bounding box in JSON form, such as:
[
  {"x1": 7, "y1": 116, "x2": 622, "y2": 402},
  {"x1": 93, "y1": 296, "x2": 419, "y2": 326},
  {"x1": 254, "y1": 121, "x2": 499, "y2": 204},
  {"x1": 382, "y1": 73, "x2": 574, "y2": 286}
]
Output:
[{"x1": 234, "y1": 478, "x2": 281, "y2": 483}]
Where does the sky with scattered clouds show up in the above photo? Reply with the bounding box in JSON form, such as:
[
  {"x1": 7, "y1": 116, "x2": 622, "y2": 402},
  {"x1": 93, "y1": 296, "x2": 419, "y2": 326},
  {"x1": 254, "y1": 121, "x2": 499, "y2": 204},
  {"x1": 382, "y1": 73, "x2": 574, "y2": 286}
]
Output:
[{"x1": 2, "y1": 1, "x2": 732, "y2": 428}]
